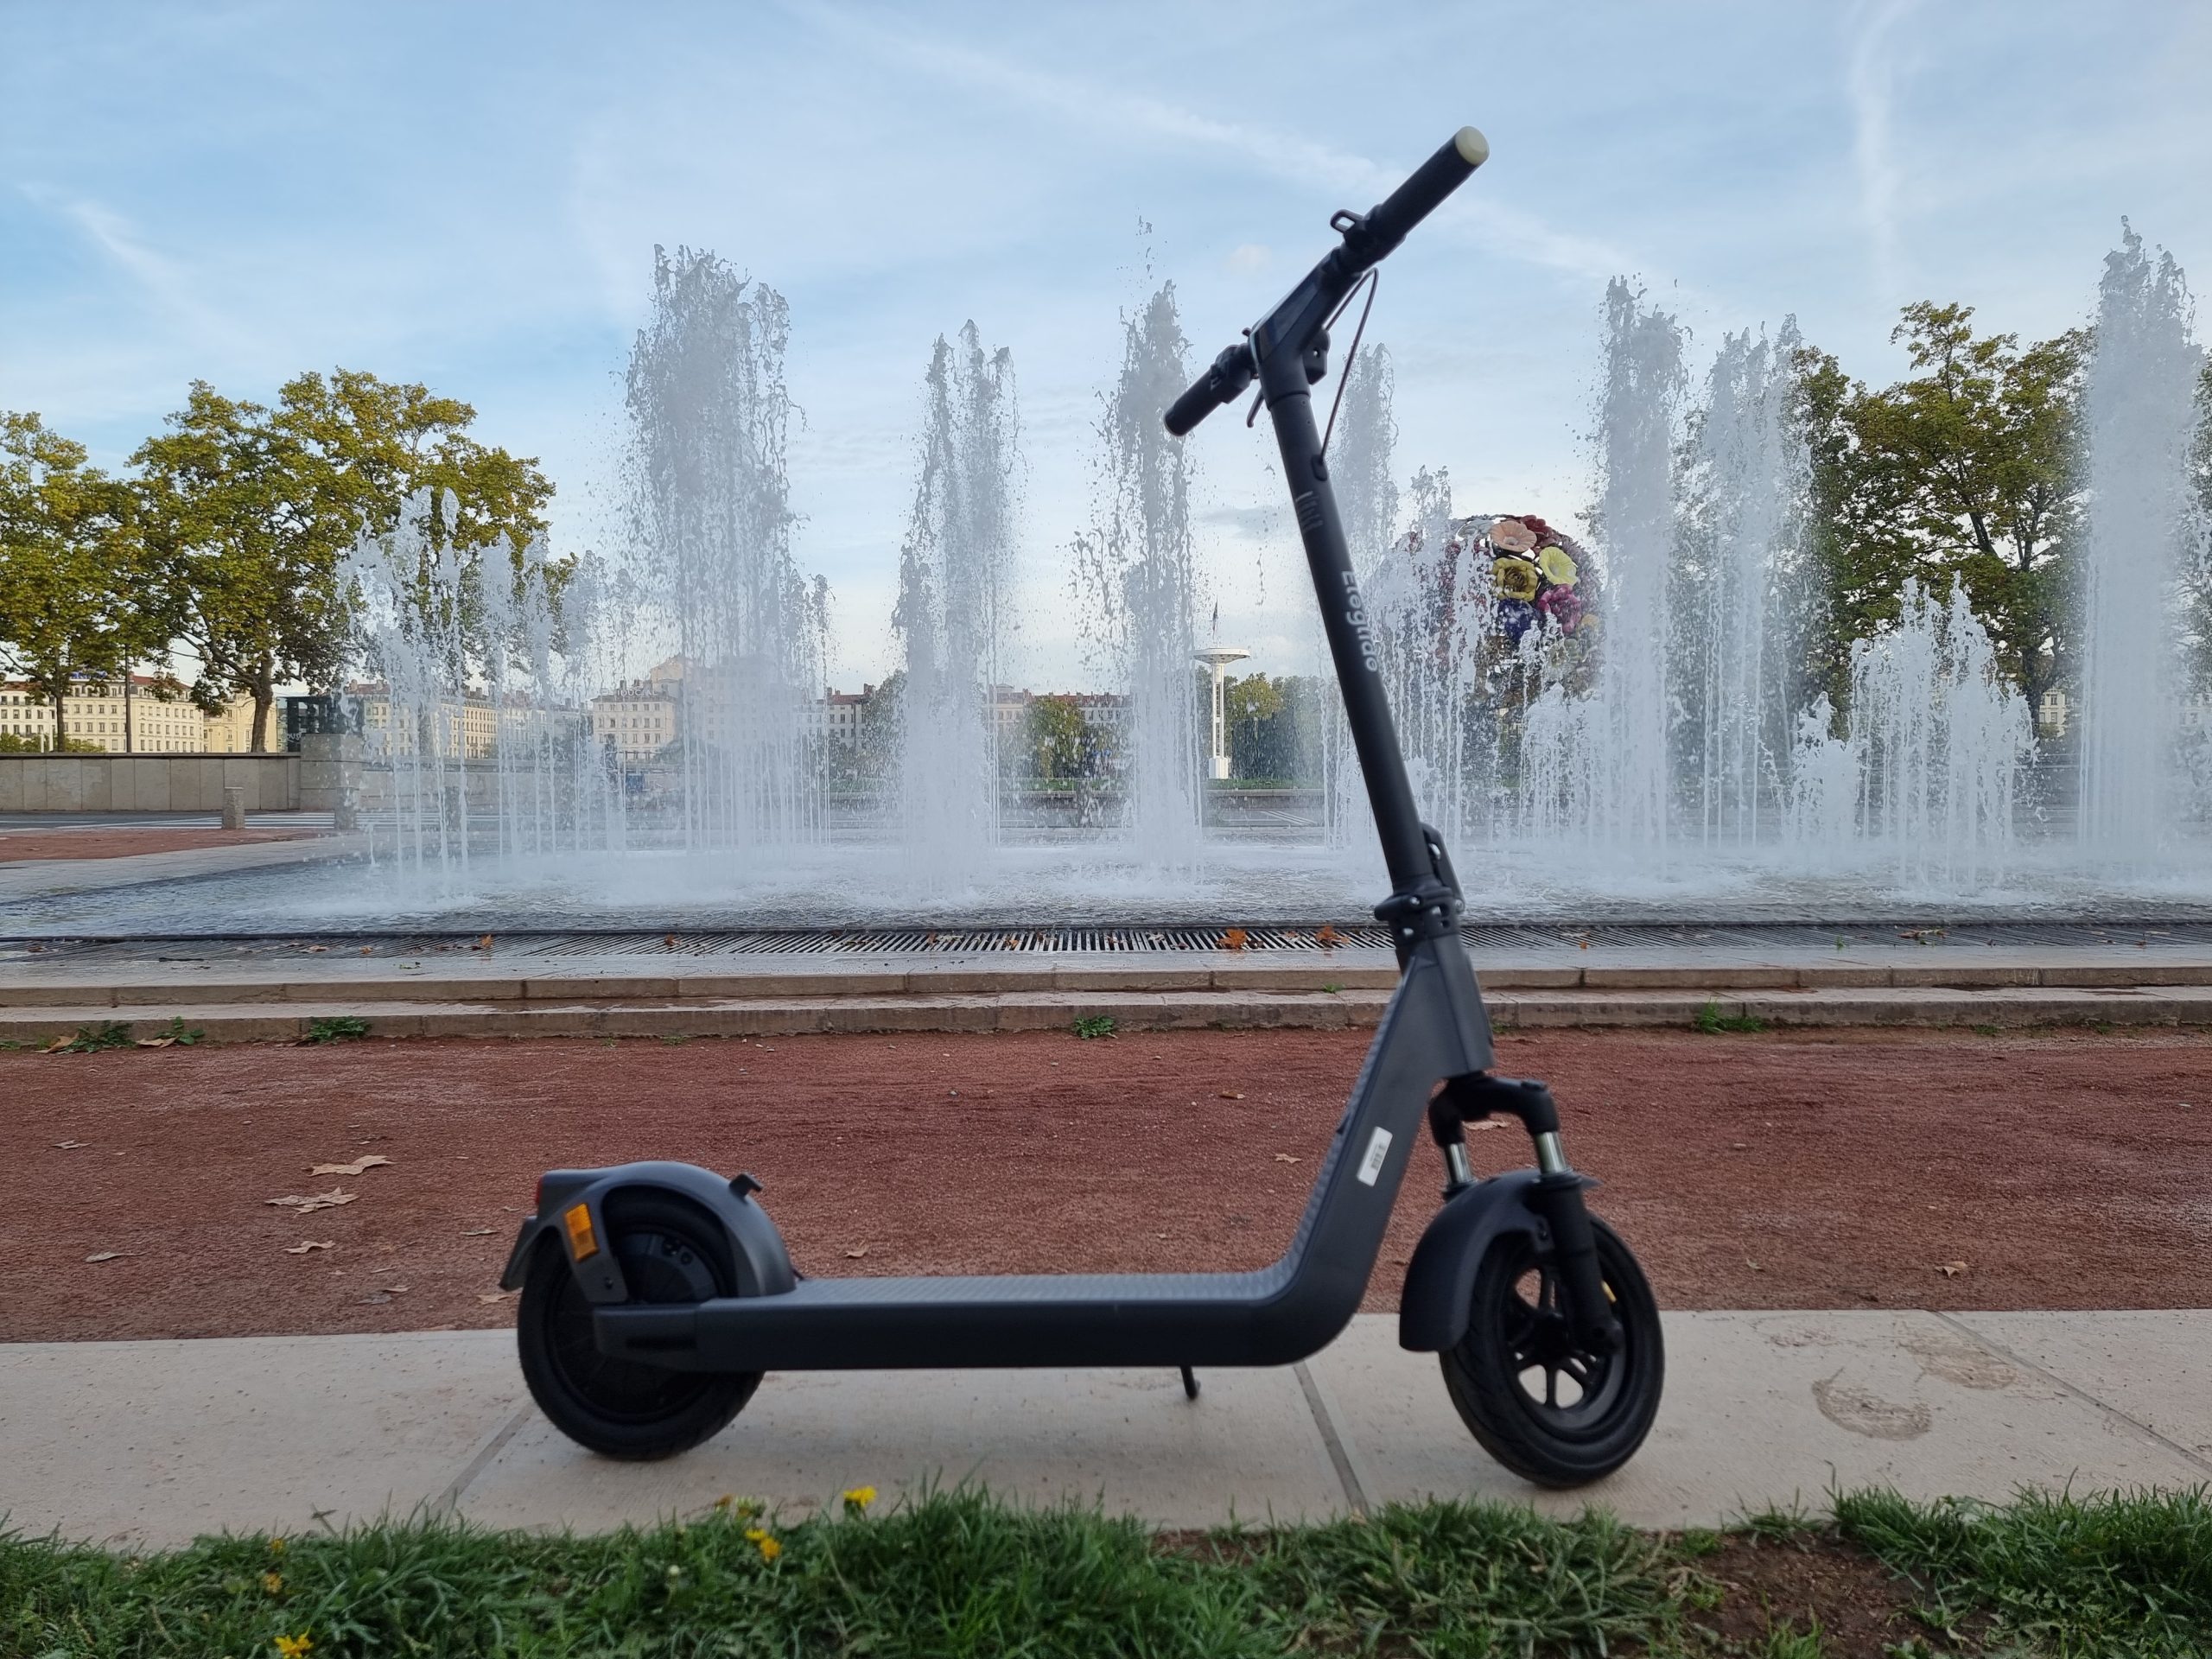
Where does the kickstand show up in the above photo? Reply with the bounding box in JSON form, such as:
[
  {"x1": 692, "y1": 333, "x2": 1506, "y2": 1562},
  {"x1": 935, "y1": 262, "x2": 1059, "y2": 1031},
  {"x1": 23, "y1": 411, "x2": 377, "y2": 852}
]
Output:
[{"x1": 1179, "y1": 1365, "x2": 1200, "y2": 1401}]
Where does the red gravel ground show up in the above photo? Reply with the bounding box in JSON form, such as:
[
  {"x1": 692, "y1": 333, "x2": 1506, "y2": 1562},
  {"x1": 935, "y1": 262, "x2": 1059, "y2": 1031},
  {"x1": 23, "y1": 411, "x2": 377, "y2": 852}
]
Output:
[
  {"x1": 3, "y1": 1026, "x2": 2208, "y2": 1342},
  {"x1": 0, "y1": 828, "x2": 321, "y2": 861}
]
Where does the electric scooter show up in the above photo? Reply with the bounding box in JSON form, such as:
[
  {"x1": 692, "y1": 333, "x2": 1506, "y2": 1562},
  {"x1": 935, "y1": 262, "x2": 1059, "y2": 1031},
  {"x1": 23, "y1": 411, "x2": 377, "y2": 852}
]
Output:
[{"x1": 504, "y1": 127, "x2": 1664, "y2": 1488}]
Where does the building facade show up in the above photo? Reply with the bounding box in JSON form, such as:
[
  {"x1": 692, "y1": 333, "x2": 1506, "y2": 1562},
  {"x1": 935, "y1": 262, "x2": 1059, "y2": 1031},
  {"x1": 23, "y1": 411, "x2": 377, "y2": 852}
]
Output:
[{"x1": 0, "y1": 677, "x2": 262, "y2": 753}]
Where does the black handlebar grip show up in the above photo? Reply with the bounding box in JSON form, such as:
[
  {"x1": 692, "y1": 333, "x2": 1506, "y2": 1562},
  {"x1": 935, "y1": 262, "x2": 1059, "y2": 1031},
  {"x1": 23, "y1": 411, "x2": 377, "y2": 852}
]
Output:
[
  {"x1": 1164, "y1": 343, "x2": 1255, "y2": 437},
  {"x1": 1358, "y1": 126, "x2": 1489, "y2": 260}
]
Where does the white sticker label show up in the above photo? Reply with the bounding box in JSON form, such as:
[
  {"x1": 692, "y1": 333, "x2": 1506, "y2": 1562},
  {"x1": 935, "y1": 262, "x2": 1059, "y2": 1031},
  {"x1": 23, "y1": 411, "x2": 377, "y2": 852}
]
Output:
[{"x1": 1356, "y1": 1128, "x2": 1393, "y2": 1186}]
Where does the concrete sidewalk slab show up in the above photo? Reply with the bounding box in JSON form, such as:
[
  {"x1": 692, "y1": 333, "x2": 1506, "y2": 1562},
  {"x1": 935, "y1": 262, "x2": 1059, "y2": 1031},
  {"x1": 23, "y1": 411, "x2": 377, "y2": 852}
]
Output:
[
  {"x1": 4, "y1": 1313, "x2": 2208, "y2": 1550},
  {"x1": 1949, "y1": 1310, "x2": 2212, "y2": 1461},
  {"x1": 1306, "y1": 1312, "x2": 2212, "y2": 1529},
  {"x1": 0, "y1": 1332, "x2": 526, "y2": 1548},
  {"x1": 461, "y1": 1363, "x2": 1344, "y2": 1534}
]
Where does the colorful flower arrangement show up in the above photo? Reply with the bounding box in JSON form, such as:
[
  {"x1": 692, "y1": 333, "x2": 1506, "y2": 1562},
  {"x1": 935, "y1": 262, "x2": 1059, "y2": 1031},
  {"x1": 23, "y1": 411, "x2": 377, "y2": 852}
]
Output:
[{"x1": 1471, "y1": 513, "x2": 1590, "y2": 649}]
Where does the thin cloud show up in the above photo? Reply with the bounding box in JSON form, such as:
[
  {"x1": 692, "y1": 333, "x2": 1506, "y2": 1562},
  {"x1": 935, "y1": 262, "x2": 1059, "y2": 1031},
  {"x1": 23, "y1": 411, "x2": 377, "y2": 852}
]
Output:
[{"x1": 1846, "y1": 0, "x2": 1918, "y2": 302}]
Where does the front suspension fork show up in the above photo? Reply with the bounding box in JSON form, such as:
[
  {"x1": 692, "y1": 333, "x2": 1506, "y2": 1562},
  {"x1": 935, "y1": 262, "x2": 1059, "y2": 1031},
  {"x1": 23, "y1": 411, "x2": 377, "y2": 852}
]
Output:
[{"x1": 1428, "y1": 1074, "x2": 1624, "y2": 1355}]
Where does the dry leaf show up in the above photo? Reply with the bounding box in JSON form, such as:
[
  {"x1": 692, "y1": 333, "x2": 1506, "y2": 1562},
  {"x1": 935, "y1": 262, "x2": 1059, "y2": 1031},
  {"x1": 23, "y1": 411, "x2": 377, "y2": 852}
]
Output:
[
  {"x1": 308, "y1": 1154, "x2": 392, "y2": 1177},
  {"x1": 1217, "y1": 1090, "x2": 1245, "y2": 1099},
  {"x1": 478, "y1": 933, "x2": 494, "y2": 950},
  {"x1": 384, "y1": 1284, "x2": 409, "y2": 1294},
  {"x1": 54, "y1": 1139, "x2": 86, "y2": 1149},
  {"x1": 1221, "y1": 928, "x2": 1249, "y2": 951},
  {"x1": 1315, "y1": 925, "x2": 1342, "y2": 948},
  {"x1": 1468, "y1": 1119, "x2": 1503, "y2": 1132},
  {"x1": 305, "y1": 944, "x2": 328, "y2": 954},
  {"x1": 41, "y1": 1035, "x2": 70, "y2": 1054},
  {"x1": 135, "y1": 1036, "x2": 176, "y2": 1049},
  {"x1": 461, "y1": 1227, "x2": 494, "y2": 1236},
  {"x1": 1938, "y1": 1261, "x2": 1968, "y2": 1278},
  {"x1": 478, "y1": 1291, "x2": 516, "y2": 1304},
  {"x1": 1274, "y1": 1153, "x2": 1301, "y2": 1164},
  {"x1": 358, "y1": 946, "x2": 374, "y2": 956},
  {"x1": 84, "y1": 1250, "x2": 127, "y2": 1263},
  {"x1": 844, "y1": 1246, "x2": 869, "y2": 1259},
  {"x1": 284, "y1": 1241, "x2": 334, "y2": 1255},
  {"x1": 266, "y1": 1189, "x2": 358, "y2": 1213}
]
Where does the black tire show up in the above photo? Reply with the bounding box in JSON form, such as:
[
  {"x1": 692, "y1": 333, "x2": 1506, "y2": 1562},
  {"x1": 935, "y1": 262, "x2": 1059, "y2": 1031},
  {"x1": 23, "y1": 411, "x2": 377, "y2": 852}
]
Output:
[
  {"x1": 1440, "y1": 1215, "x2": 1663, "y2": 1487},
  {"x1": 517, "y1": 1192, "x2": 760, "y2": 1460}
]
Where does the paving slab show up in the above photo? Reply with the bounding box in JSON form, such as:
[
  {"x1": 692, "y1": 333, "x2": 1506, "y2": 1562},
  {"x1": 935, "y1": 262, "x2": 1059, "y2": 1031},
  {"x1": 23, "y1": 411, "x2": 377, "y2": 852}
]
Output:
[
  {"x1": 5, "y1": 1311, "x2": 2209, "y2": 1550},
  {"x1": 1949, "y1": 1309, "x2": 2212, "y2": 1464},
  {"x1": 1306, "y1": 1310, "x2": 2212, "y2": 1529},
  {"x1": 0, "y1": 1332, "x2": 526, "y2": 1548},
  {"x1": 461, "y1": 1363, "x2": 1344, "y2": 1534}
]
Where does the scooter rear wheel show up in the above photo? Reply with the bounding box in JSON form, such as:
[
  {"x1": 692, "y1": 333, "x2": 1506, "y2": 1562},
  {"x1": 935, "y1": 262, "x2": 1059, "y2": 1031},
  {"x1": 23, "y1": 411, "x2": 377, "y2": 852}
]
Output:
[
  {"x1": 517, "y1": 1192, "x2": 760, "y2": 1460},
  {"x1": 1440, "y1": 1216, "x2": 1662, "y2": 1487}
]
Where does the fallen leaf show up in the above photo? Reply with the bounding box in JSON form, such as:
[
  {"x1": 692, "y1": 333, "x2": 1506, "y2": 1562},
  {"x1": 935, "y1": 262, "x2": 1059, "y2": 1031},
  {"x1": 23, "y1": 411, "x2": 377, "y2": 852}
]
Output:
[
  {"x1": 478, "y1": 934, "x2": 494, "y2": 950},
  {"x1": 284, "y1": 1241, "x2": 334, "y2": 1255},
  {"x1": 134, "y1": 1036, "x2": 176, "y2": 1049},
  {"x1": 41, "y1": 1035, "x2": 70, "y2": 1053},
  {"x1": 1274, "y1": 1153, "x2": 1301, "y2": 1164},
  {"x1": 358, "y1": 947, "x2": 373, "y2": 957},
  {"x1": 477, "y1": 1291, "x2": 516, "y2": 1304},
  {"x1": 1468, "y1": 1119, "x2": 1503, "y2": 1132},
  {"x1": 461, "y1": 1227, "x2": 495, "y2": 1236},
  {"x1": 383, "y1": 1285, "x2": 409, "y2": 1294},
  {"x1": 305, "y1": 944, "x2": 329, "y2": 954},
  {"x1": 844, "y1": 1246, "x2": 868, "y2": 1259},
  {"x1": 308, "y1": 1154, "x2": 393, "y2": 1177},
  {"x1": 1217, "y1": 1090, "x2": 1244, "y2": 1099},
  {"x1": 54, "y1": 1139, "x2": 86, "y2": 1149},
  {"x1": 664, "y1": 933, "x2": 677, "y2": 948},
  {"x1": 84, "y1": 1250, "x2": 127, "y2": 1263},
  {"x1": 1315, "y1": 925, "x2": 1342, "y2": 948},
  {"x1": 1221, "y1": 928, "x2": 1249, "y2": 951},
  {"x1": 1938, "y1": 1261, "x2": 1968, "y2": 1278},
  {"x1": 266, "y1": 1189, "x2": 358, "y2": 1213}
]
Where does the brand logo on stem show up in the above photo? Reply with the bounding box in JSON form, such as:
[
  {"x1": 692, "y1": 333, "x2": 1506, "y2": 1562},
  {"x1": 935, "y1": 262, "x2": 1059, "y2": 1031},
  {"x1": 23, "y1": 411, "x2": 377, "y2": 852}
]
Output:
[{"x1": 1341, "y1": 571, "x2": 1379, "y2": 674}]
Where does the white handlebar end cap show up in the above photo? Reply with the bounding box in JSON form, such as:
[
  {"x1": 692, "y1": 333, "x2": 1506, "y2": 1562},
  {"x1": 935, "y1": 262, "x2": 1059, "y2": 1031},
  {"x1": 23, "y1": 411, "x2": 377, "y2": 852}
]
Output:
[{"x1": 1453, "y1": 126, "x2": 1490, "y2": 168}]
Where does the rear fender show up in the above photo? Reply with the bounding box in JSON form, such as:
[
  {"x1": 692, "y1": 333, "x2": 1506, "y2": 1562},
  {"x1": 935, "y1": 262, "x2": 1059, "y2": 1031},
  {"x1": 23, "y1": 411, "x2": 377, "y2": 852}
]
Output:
[
  {"x1": 1397, "y1": 1169, "x2": 1595, "y2": 1351},
  {"x1": 498, "y1": 1161, "x2": 797, "y2": 1306}
]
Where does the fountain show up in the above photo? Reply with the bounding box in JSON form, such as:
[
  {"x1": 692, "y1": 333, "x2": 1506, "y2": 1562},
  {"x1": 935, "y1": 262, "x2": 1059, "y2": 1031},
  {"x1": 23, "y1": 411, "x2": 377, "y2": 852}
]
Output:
[
  {"x1": 626, "y1": 246, "x2": 828, "y2": 850},
  {"x1": 2075, "y1": 223, "x2": 2207, "y2": 864},
  {"x1": 1074, "y1": 283, "x2": 1203, "y2": 864},
  {"x1": 893, "y1": 324, "x2": 1020, "y2": 883}
]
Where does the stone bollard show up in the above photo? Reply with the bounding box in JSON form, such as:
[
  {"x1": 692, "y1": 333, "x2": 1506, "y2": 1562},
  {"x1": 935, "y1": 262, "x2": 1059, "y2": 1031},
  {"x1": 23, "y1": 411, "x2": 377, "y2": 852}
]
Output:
[{"x1": 221, "y1": 784, "x2": 246, "y2": 830}]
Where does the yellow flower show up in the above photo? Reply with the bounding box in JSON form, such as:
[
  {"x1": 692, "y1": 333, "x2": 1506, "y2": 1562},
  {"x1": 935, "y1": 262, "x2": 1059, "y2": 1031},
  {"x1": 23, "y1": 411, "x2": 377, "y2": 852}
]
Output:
[
  {"x1": 1492, "y1": 556, "x2": 1540, "y2": 603},
  {"x1": 275, "y1": 1636, "x2": 313, "y2": 1658},
  {"x1": 842, "y1": 1485, "x2": 878, "y2": 1511},
  {"x1": 263, "y1": 1572, "x2": 284, "y2": 1595},
  {"x1": 1536, "y1": 545, "x2": 1579, "y2": 588},
  {"x1": 267, "y1": 1537, "x2": 286, "y2": 1555},
  {"x1": 744, "y1": 1526, "x2": 782, "y2": 1562}
]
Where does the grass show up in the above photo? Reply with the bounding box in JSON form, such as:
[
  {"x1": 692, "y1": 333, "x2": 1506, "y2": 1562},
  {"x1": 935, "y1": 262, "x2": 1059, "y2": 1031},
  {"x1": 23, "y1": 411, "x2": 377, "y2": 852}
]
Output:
[
  {"x1": 1838, "y1": 1484, "x2": 2212, "y2": 1657},
  {"x1": 1693, "y1": 999, "x2": 1769, "y2": 1035},
  {"x1": 2, "y1": 1485, "x2": 2203, "y2": 1657},
  {"x1": 50, "y1": 1020, "x2": 136, "y2": 1053},
  {"x1": 1073, "y1": 1014, "x2": 1116, "y2": 1039},
  {"x1": 300, "y1": 1016, "x2": 372, "y2": 1045}
]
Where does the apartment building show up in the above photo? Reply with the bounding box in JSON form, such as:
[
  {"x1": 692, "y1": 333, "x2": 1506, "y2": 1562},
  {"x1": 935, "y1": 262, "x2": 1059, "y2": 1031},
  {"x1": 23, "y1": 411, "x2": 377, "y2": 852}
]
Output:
[{"x1": 0, "y1": 677, "x2": 260, "y2": 753}]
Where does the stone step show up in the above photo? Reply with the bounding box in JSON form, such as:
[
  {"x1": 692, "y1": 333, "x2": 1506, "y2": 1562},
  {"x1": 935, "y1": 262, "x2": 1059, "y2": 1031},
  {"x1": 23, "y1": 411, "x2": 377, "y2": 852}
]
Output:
[{"x1": 8, "y1": 981, "x2": 2212, "y2": 1046}]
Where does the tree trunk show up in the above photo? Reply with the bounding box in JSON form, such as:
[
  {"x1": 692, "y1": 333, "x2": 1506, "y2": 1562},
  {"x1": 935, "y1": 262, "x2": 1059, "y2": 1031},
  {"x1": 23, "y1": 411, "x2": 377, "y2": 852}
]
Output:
[
  {"x1": 51, "y1": 690, "x2": 65, "y2": 749},
  {"x1": 251, "y1": 686, "x2": 273, "y2": 753}
]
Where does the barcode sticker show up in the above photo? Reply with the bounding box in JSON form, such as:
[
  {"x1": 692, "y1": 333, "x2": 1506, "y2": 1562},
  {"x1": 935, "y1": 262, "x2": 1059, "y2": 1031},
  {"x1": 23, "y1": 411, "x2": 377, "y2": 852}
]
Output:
[{"x1": 1356, "y1": 1128, "x2": 1393, "y2": 1186}]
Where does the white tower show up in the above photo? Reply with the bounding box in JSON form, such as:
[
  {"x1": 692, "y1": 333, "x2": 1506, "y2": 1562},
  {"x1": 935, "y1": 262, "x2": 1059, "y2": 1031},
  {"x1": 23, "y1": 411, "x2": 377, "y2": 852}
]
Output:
[{"x1": 1193, "y1": 645, "x2": 1251, "y2": 781}]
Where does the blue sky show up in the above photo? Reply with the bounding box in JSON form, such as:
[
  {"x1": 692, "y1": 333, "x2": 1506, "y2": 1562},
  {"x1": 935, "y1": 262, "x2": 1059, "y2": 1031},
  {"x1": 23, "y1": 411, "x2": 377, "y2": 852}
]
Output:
[{"x1": 3, "y1": 1, "x2": 2207, "y2": 690}]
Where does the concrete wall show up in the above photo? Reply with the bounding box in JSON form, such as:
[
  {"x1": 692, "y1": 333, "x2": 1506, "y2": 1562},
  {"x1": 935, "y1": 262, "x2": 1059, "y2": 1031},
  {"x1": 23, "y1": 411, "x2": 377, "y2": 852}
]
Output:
[{"x1": 0, "y1": 754, "x2": 300, "y2": 813}]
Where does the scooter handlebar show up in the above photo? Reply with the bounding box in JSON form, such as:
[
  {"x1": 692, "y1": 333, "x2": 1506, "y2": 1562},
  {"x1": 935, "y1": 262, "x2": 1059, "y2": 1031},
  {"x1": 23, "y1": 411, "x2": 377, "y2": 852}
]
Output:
[
  {"x1": 1356, "y1": 126, "x2": 1488, "y2": 261},
  {"x1": 1164, "y1": 342, "x2": 1256, "y2": 437}
]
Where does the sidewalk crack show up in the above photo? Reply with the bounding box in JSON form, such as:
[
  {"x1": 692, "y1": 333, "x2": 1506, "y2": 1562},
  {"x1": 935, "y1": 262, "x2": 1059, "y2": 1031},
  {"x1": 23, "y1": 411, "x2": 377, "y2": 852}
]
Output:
[{"x1": 1294, "y1": 1361, "x2": 1370, "y2": 1516}]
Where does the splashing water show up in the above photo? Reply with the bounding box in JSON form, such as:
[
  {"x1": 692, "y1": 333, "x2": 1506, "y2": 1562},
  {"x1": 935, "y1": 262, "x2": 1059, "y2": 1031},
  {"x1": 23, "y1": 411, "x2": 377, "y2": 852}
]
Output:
[
  {"x1": 893, "y1": 324, "x2": 1020, "y2": 883},
  {"x1": 1076, "y1": 283, "x2": 1202, "y2": 864},
  {"x1": 626, "y1": 246, "x2": 827, "y2": 849},
  {"x1": 2076, "y1": 223, "x2": 2207, "y2": 862}
]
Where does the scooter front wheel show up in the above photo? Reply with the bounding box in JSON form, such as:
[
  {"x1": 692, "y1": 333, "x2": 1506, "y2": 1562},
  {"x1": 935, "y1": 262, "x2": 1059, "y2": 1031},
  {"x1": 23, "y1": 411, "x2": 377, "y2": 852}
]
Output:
[
  {"x1": 517, "y1": 1191, "x2": 760, "y2": 1460},
  {"x1": 1440, "y1": 1215, "x2": 1663, "y2": 1487}
]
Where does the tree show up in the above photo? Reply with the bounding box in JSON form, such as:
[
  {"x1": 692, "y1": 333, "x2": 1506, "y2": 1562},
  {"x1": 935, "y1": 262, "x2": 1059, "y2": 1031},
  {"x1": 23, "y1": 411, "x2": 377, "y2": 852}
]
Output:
[
  {"x1": 1795, "y1": 303, "x2": 2085, "y2": 710},
  {"x1": 1025, "y1": 694, "x2": 1098, "y2": 780},
  {"x1": 134, "y1": 371, "x2": 555, "y2": 750},
  {"x1": 0, "y1": 413, "x2": 157, "y2": 743}
]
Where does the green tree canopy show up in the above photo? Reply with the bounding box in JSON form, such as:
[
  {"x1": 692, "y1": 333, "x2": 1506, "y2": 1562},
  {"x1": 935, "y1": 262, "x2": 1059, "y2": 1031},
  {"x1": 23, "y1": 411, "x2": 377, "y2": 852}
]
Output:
[
  {"x1": 1024, "y1": 694, "x2": 1099, "y2": 780},
  {"x1": 133, "y1": 370, "x2": 555, "y2": 749},
  {"x1": 1796, "y1": 302, "x2": 2085, "y2": 709},
  {"x1": 0, "y1": 413, "x2": 159, "y2": 741}
]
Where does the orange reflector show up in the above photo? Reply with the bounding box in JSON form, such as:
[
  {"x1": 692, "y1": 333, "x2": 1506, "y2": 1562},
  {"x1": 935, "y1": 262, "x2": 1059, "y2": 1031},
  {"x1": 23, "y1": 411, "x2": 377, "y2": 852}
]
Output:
[{"x1": 563, "y1": 1203, "x2": 599, "y2": 1262}]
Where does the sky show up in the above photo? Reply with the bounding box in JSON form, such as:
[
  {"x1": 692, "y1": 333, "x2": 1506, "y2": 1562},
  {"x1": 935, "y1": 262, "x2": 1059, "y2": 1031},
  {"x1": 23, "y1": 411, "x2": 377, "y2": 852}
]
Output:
[{"x1": 3, "y1": 1, "x2": 2209, "y2": 693}]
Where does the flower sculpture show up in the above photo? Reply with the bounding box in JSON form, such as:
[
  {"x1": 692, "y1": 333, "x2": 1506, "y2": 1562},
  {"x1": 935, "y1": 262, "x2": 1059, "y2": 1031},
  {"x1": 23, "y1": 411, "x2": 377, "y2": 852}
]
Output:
[{"x1": 1469, "y1": 513, "x2": 1592, "y2": 652}]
